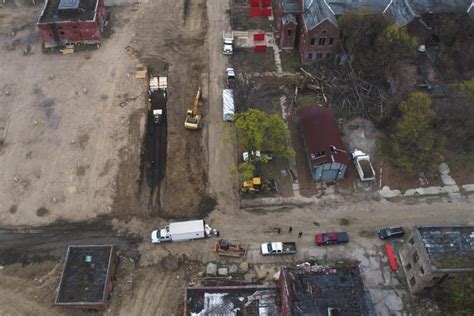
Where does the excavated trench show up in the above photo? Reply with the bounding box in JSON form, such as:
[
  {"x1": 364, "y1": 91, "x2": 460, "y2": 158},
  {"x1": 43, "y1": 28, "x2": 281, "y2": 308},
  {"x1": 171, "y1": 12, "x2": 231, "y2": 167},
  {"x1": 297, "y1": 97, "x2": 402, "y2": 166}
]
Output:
[{"x1": 141, "y1": 88, "x2": 168, "y2": 211}]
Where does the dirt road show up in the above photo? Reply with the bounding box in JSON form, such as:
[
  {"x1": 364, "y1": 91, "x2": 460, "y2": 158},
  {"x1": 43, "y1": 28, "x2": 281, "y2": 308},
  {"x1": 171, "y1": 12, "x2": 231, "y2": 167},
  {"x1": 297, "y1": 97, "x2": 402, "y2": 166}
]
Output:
[
  {"x1": 206, "y1": 0, "x2": 239, "y2": 208},
  {"x1": 0, "y1": 221, "x2": 139, "y2": 265}
]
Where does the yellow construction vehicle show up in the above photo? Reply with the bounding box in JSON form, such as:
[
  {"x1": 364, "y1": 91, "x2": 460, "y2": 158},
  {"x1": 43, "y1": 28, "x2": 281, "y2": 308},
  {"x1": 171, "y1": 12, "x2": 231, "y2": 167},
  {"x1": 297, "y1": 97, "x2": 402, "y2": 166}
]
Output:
[
  {"x1": 184, "y1": 87, "x2": 202, "y2": 129},
  {"x1": 241, "y1": 177, "x2": 277, "y2": 194}
]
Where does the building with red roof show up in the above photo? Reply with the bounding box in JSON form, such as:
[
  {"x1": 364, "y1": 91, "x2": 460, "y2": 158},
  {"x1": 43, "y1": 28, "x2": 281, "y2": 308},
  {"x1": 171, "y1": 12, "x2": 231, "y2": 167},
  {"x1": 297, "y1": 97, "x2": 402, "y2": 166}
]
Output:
[{"x1": 299, "y1": 106, "x2": 349, "y2": 182}]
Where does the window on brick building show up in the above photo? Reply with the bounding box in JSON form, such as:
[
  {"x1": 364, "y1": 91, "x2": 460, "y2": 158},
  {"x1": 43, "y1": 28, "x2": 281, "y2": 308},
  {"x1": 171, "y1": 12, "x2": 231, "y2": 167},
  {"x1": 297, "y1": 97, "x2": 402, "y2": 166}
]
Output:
[
  {"x1": 322, "y1": 29, "x2": 326, "y2": 34},
  {"x1": 287, "y1": 29, "x2": 292, "y2": 37},
  {"x1": 410, "y1": 277, "x2": 416, "y2": 286},
  {"x1": 60, "y1": 31, "x2": 65, "y2": 35},
  {"x1": 329, "y1": 37, "x2": 334, "y2": 45},
  {"x1": 307, "y1": 53, "x2": 313, "y2": 60},
  {"x1": 310, "y1": 38, "x2": 315, "y2": 45},
  {"x1": 316, "y1": 53, "x2": 322, "y2": 60},
  {"x1": 413, "y1": 251, "x2": 419, "y2": 263},
  {"x1": 319, "y1": 37, "x2": 326, "y2": 45}
]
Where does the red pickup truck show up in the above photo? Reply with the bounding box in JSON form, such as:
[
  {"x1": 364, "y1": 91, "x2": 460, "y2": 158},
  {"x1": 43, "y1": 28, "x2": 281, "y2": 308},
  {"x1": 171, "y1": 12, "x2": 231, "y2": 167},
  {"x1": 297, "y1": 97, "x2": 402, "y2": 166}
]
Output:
[{"x1": 315, "y1": 232, "x2": 349, "y2": 246}]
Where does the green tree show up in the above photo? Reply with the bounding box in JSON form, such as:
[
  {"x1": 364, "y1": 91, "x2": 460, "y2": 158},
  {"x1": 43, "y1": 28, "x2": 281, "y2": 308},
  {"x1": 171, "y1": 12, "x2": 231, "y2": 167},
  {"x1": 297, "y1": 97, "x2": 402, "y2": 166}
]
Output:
[
  {"x1": 395, "y1": 92, "x2": 441, "y2": 172},
  {"x1": 234, "y1": 109, "x2": 294, "y2": 159},
  {"x1": 460, "y1": 77, "x2": 474, "y2": 101},
  {"x1": 375, "y1": 25, "x2": 418, "y2": 65},
  {"x1": 238, "y1": 161, "x2": 255, "y2": 182},
  {"x1": 437, "y1": 276, "x2": 474, "y2": 315},
  {"x1": 338, "y1": 13, "x2": 417, "y2": 81}
]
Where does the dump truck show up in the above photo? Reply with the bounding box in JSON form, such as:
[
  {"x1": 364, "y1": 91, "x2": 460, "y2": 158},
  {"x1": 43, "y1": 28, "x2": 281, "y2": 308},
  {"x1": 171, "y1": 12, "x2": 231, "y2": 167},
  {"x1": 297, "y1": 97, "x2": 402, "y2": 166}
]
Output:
[
  {"x1": 223, "y1": 31, "x2": 234, "y2": 55},
  {"x1": 153, "y1": 109, "x2": 163, "y2": 125},
  {"x1": 213, "y1": 239, "x2": 247, "y2": 257},
  {"x1": 351, "y1": 149, "x2": 375, "y2": 182},
  {"x1": 185, "y1": 87, "x2": 202, "y2": 129},
  {"x1": 226, "y1": 68, "x2": 235, "y2": 87},
  {"x1": 223, "y1": 89, "x2": 234, "y2": 121},
  {"x1": 260, "y1": 242, "x2": 297, "y2": 255},
  {"x1": 151, "y1": 219, "x2": 217, "y2": 244}
]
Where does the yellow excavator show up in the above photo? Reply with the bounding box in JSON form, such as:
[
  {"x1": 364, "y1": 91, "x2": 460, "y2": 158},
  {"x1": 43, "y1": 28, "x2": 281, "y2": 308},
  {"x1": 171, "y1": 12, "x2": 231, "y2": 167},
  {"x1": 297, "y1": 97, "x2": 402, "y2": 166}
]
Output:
[{"x1": 184, "y1": 87, "x2": 202, "y2": 129}]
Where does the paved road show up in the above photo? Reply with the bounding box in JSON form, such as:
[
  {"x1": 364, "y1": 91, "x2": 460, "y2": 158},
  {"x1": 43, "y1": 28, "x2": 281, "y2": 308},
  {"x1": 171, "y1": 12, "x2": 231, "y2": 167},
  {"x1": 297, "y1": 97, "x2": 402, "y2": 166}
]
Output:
[{"x1": 206, "y1": 0, "x2": 239, "y2": 209}]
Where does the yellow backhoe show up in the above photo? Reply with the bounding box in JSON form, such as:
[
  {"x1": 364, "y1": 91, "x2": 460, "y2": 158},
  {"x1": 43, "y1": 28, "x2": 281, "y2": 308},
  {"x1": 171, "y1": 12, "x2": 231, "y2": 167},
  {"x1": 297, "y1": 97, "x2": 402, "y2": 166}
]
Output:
[{"x1": 184, "y1": 87, "x2": 202, "y2": 129}]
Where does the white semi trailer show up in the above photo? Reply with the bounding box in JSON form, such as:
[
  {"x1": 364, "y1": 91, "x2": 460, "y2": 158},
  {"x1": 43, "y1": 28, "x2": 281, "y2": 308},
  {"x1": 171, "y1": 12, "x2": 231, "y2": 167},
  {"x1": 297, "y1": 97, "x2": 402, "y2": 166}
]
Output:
[{"x1": 151, "y1": 219, "x2": 217, "y2": 244}]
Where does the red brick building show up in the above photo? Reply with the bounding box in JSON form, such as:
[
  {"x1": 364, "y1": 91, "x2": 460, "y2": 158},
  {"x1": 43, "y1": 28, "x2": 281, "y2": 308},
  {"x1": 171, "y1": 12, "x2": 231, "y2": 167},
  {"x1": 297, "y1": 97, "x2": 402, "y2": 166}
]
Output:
[
  {"x1": 37, "y1": 0, "x2": 106, "y2": 49},
  {"x1": 276, "y1": 0, "x2": 474, "y2": 64}
]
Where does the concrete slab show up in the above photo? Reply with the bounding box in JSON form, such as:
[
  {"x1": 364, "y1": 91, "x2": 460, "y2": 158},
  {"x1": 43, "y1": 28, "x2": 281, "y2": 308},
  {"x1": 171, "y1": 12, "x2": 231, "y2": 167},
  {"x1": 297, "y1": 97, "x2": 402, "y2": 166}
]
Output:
[
  {"x1": 379, "y1": 186, "x2": 401, "y2": 198},
  {"x1": 441, "y1": 174, "x2": 456, "y2": 186},
  {"x1": 462, "y1": 184, "x2": 474, "y2": 192},
  {"x1": 439, "y1": 162, "x2": 450, "y2": 175}
]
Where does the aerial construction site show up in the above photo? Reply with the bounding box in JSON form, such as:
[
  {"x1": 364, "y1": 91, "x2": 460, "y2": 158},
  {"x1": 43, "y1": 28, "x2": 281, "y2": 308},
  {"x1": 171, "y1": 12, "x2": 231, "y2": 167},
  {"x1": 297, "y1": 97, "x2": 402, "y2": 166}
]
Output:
[{"x1": 0, "y1": 0, "x2": 474, "y2": 315}]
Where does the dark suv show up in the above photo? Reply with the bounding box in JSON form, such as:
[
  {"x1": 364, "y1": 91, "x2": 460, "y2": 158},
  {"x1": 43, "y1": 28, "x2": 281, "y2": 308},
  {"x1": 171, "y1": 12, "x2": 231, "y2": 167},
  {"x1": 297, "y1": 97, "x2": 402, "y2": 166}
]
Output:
[{"x1": 377, "y1": 227, "x2": 405, "y2": 240}]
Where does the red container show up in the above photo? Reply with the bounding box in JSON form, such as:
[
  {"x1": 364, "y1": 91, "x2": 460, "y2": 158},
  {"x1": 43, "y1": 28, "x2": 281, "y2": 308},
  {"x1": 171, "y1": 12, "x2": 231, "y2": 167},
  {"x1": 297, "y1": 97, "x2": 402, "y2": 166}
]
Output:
[
  {"x1": 255, "y1": 45, "x2": 267, "y2": 53},
  {"x1": 253, "y1": 33, "x2": 265, "y2": 41},
  {"x1": 385, "y1": 244, "x2": 398, "y2": 271}
]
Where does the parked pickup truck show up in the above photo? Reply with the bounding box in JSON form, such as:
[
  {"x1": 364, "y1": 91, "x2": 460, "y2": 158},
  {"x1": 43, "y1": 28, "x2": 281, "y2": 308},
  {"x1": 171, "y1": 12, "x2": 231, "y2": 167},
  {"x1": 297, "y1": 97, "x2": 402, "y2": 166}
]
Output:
[
  {"x1": 315, "y1": 232, "x2": 349, "y2": 246},
  {"x1": 151, "y1": 219, "x2": 218, "y2": 244},
  {"x1": 351, "y1": 149, "x2": 375, "y2": 182},
  {"x1": 260, "y1": 242, "x2": 296, "y2": 255},
  {"x1": 222, "y1": 31, "x2": 234, "y2": 55}
]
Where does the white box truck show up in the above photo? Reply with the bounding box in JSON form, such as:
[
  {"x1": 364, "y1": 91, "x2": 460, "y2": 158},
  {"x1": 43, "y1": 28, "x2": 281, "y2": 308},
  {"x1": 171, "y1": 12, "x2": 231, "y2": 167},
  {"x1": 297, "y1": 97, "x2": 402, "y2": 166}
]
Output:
[
  {"x1": 223, "y1": 89, "x2": 234, "y2": 122},
  {"x1": 151, "y1": 219, "x2": 217, "y2": 244}
]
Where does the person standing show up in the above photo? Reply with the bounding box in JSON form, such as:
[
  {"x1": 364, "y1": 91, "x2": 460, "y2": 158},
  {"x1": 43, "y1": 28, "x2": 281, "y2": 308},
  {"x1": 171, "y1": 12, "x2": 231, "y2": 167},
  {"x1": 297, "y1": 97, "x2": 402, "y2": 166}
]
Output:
[
  {"x1": 289, "y1": 226, "x2": 293, "y2": 233},
  {"x1": 298, "y1": 232, "x2": 303, "y2": 238},
  {"x1": 277, "y1": 227, "x2": 281, "y2": 234}
]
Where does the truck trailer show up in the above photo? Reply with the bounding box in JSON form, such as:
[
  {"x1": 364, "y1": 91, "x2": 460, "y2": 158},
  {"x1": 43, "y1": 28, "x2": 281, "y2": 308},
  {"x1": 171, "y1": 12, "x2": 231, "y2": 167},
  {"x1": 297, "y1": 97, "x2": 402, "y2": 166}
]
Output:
[
  {"x1": 151, "y1": 220, "x2": 217, "y2": 244},
  {"x1": 223, "y1": 89, "x2": 235, "y2": 122}
]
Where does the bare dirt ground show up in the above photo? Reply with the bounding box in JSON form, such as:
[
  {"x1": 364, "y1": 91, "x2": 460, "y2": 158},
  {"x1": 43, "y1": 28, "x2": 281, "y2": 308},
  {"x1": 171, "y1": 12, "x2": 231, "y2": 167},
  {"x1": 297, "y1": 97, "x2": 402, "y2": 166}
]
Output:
[
  {"x1": 127, "y1": 0, "x2": 211, "y2": 218},
  {"x1": 0, "y1": 2, "x2": 146, "y2": 226}
]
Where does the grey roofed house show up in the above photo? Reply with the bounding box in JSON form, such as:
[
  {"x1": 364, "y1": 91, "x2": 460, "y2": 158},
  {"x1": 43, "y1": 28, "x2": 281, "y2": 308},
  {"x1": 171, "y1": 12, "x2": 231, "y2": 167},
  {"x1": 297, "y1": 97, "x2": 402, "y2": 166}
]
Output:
[
  {"x1": 322, "y1": 0, "x2": 474, "y2": 26},
  {"x1": 282, "y1": 0, "x2": 304, "y2": 13},
  {"x1": 283, "y1": 13, "x2": 298, "y2": 25},
  {"x1": 303, "y1": 0, "x2": 338, "y2": 30}
]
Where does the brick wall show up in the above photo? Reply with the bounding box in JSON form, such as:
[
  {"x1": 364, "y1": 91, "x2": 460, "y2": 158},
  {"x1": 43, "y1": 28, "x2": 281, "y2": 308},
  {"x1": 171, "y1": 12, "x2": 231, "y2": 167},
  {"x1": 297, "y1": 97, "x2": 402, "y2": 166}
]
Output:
[{"x1": 299, "y1": 19, "x2": 339, "y2": 64}]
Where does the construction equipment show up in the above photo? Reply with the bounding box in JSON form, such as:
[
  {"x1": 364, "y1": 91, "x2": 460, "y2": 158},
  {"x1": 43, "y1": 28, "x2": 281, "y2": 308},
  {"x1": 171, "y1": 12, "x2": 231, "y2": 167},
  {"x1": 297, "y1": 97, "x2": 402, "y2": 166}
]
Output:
[
  {"x1": 185, "y1": 87, "x2": 202, "y2": 129},
  {"x1": 213, "y1": 239, "x2": 247, "y2": 257},
  {"x1": 241, "y1": 177, "x2": 277, "y2": 194}
]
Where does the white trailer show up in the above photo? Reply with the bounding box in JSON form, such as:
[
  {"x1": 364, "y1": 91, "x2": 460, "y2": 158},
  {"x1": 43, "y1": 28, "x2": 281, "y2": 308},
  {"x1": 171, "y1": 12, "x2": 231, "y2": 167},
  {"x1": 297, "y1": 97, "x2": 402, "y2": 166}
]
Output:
[
  {"x1": 351, "y1": 149, "x2": 376, "y2": 182},
  {"x1": 151, "y1": 219, "x2": 216, "y2": 244},
  {"x1": 223, "y1": 89, "x2": 235, "y2": 122}
]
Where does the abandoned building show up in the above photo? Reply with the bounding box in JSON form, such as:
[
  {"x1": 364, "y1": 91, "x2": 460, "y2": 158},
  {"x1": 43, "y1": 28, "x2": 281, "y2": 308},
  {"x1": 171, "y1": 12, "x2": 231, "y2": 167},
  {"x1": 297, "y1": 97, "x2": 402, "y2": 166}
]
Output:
[
  {"x1": 37, "y1": 0, "x2": 107, "y2": 48},
  {"x1": 299, "y1": 106, "x2": 349, "y2": 182},
  {"x1": 55, "y1": 245, "x2": 119, "y2": 310},
  {"x1": 279, "y1": 263, "x2": 375, "y2": 315},
  {"x1": 399, "y1": 225, "x2": 474, "y2": 294},
  {"x1": 185, "y1": 285, "x2": 280, "y2": 315},
  {"x1": 276, "y1": 0, "x2": 474, "y2": 64}
]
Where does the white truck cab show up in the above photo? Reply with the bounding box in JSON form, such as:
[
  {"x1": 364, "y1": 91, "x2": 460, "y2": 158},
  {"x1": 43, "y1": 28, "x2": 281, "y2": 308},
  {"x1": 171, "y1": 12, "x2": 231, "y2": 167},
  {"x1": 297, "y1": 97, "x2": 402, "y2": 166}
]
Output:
[
  {"x1": 151, "y1": 226, "x2": 171, "y2": 244},
  {"x1": 223, "y1": 31, "x2": 234, "y2": 55},
  {"x1": 261, "y1": 242, "x2": 282, "y2": 255}
]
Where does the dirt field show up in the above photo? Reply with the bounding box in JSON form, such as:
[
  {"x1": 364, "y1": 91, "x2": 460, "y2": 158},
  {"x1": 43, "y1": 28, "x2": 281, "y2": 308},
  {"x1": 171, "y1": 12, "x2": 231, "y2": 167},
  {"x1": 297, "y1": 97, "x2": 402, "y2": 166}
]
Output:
[{"x1": 0, "y1": 3, "x2": 147, "y2": 225}]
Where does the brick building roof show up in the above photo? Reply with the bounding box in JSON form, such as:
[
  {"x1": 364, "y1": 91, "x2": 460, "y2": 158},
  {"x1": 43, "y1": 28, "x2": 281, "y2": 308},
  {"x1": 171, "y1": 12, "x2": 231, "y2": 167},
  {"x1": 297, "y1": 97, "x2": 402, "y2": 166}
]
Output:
[{"x1": 299, "y1": 106, "x2": 349, "y2": 168}]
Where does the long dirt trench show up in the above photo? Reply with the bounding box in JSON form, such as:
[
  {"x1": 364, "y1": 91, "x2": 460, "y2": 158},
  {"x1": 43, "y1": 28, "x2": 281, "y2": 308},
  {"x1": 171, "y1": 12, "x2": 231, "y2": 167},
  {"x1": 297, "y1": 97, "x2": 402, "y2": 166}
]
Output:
[{"x1": 130, "y1": 0, "x2": 212, "y2": 219}]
